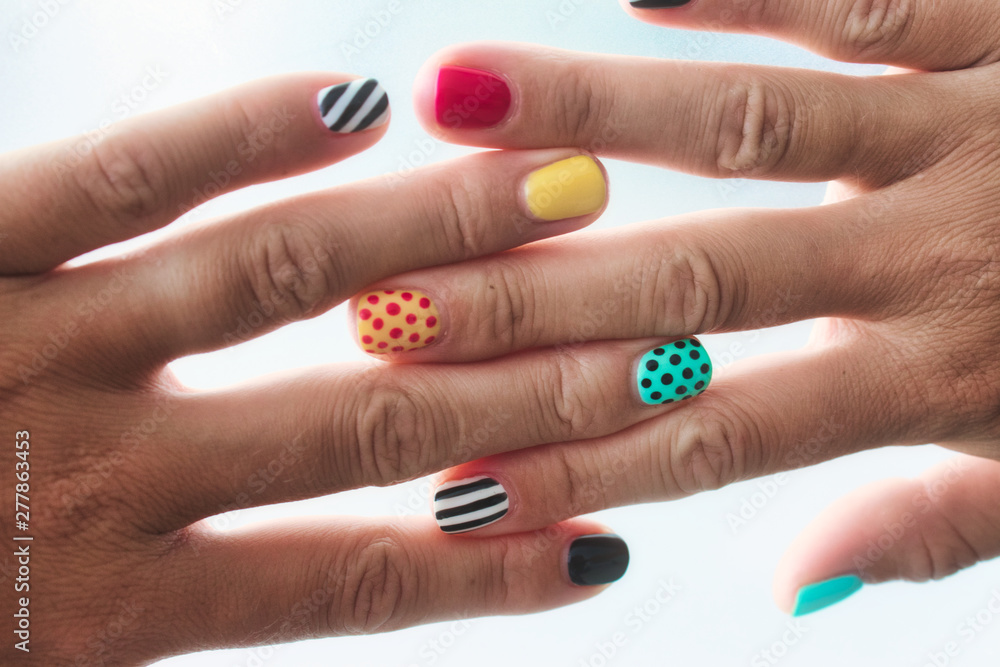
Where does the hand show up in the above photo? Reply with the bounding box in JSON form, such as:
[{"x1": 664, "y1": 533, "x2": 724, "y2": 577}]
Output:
[
  {"x1": 375, "y1": 0, "x2": 1000, "y2": 616},
  {"x1": 0, "y1": 73, "x2": 639, "y2": 665}
]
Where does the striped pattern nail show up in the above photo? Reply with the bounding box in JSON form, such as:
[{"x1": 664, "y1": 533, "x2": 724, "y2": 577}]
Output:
[
  {"x1": 317, "y1": 78, "x2": 389, "y2": 133},
  {"x1": 434, "y1": 476, "x2": 509, "y2": 534}
]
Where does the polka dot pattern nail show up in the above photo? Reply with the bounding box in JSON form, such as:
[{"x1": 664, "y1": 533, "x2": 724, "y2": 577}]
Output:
[
  {"x1": 358, "y1": 289, "x2": 441, "y2": 354},
  {"x1": 635, "y1": 338, "x2": 712, "y2": 405}
]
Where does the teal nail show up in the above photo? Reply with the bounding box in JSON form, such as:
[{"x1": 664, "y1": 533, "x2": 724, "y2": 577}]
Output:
[
  {"x1": 635, "y1": 338, "x2": 712, "y2": 406},
  {"x1": 792, "y1": 575, "x2": 863, "y2": 617}
]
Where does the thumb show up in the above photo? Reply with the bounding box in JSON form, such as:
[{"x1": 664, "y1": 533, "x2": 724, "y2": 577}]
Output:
[{"x1": 774, "y1": 455, "x2": 1000, "y2": 616}]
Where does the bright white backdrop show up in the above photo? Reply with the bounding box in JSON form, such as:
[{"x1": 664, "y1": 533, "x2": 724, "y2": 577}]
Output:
[{"x1": 3, "y1": 1, "x2": 999, "y2": 665}]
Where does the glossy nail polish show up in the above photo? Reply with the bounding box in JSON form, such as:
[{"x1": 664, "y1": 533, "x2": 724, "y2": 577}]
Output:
[
  {"x1": 524, "y1": 155, "x2": 606, "y2": 221},
  {"x1": 357, "y1": 289, "x2": 440, "y2": 354},
  {"x1": 434, "y1": 476, "x2": 509, "y2": 534},
  {"x1": 636, "y1": 338, "x2": 712, "y2": 406},
  {"x1": 317, "y1": 78, "x2": 389, "y2": 133},
  {"x1": 568, "y1": 534, "x2": 630, "y2": 586},
  {"x1": 792, "y1": 576, "x2": 863, "y2": 616},
  {"x1": 629, "y1": 0, "x2": 691, "y2": 7},
  {"x1": 435, "y1": 66, "x2": 511, "y2": 130}
]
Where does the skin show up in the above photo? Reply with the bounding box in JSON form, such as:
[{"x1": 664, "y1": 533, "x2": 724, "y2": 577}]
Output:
[
  {"x1": 0, "y1": 74, "x2": 642, "y2": 665},
  {"x1": 396, "y1": 0, "x2": 1000, "y2": 613},
  {"x1": 5, "y1": 1, "x2": 1000, "y2": 662}
]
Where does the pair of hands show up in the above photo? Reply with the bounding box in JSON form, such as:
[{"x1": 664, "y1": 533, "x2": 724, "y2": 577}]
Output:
[{"x1": 5, "y1": 0, "x2": 1000, "y2": 663}]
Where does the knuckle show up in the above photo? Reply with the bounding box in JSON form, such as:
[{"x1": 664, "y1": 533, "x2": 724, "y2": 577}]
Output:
[
  {"x1": 353, "y1": 375, "x2": 437, "y2": 485},
  {"x1": 426, "y1": 171, "x2": 491, "y2": 260},
  {"x1": 335, "y1": 532, "x2": 412, "y2": 634},
  {"x1": 667, "y1": 410, "x2": 759, "y2": 493},
  {"x1": 643, "y1": 241, "x2": 730, "y2": 333},
  {"x1": 245, "y1": 222, "x2": 339, "y2": 322},
  {"x1": 841, "y1": 0, "x2": 915, "y2": 59},
  {"x1": 731, "y1": 0, "x2": 770, "y2": 28},
  {"x1": 535, "y1": 353, "x2": 600, "y2": 440},
  {"x1": 75, "y1": 130, "x2": 169, "y2": 226},
  {"x1": 905, "y1": 491, "x2": 980, "y2": 582},
  {"x1": 555, "y1": 66, "x2": 609, "y2": 145},
  {"x1": 714, "y1": 77, "x2": 795, "y2": 177},
  {"x1": 476, "y1": 259, "x2": 541, "y2": 351}
]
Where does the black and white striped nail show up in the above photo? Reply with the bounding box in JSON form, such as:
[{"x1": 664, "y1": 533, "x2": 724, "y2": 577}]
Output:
[
  {"x1": 433, "y1": 476, "x2": 509, "y2": 534},
  {"x1": 316, "y1": 78, "x2": 389, "y2": 133}
]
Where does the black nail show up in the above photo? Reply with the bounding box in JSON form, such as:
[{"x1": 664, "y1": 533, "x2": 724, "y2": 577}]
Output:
[
  {"x1": 567, "y1": 534, "x2": 630, "y2": 586},
  {"x1": 629, "y1": 0, "x2": 691, "y2": 7}
]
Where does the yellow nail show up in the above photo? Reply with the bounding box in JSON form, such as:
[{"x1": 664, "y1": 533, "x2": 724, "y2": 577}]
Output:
[{"x1": 524, "y1": 155, "x2": 606, "y2": 221}]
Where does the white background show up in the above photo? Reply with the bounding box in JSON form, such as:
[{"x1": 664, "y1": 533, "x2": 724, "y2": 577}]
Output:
[{"x1": 2, "y1": 0, "x2": 998, "y2": 665}]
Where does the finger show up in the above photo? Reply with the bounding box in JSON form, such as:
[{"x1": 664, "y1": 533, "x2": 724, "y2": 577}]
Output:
[
  {"x1": 156, "y1": 518, "x2": 627, "y2": 653},
  {"x1": 106, "y1": 148, "x2": 606, "y2": 368},
  {"x1": 0, "y1": 73, "x2": 389, "y2": 274},
  {"x1": 129, "y1": 338, "x2": 678, "y2": 532},
  {"x1": 622, "y1": 0, "x2": 1000, "y2": 71},
  {"x1": 423, "y1": 340, "x2": 930, "y2": 536},
  {"x1": 413, "y1": 43, "x2": 964, "y2": 186},
  {"x1": 351, "y1": 195, "x2": 903, "y2": 363},
  {"x1": 772, "y1": 455, "x2": 1000, "y2": 616}
]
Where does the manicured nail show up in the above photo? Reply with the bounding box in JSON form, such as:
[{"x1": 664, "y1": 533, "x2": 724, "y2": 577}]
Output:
[
  {"x1": 629, "y1": 0, "x2": 692, "y2": 7},
  {"x1": 524, "y1": 155, "x2": 607, "y2": 222},
  {"x1": 635, "y1": 337, "x2": 712, "y2": 406},
  {"x1": 792, "y1": 575, "x2": 863, "y2": 617},
  {"x1": 567, "y1": 534, "x2": 630, "y2": 586},
  {"x1": 434, "y1": 476, "x2": 510, "y2": 534},
  {"x1": 357, "y1": 289, "x2": 440, "y2": 354},
  {"x1": 435, "y1": 66, "x2": 512, "y2": 130},
  {"x1": 317, "y1": 78, "x2": 389, "y2": 133}
]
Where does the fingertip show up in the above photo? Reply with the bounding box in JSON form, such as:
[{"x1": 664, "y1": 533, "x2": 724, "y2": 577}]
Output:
[{"x1": 412, "y1": 42, "x2": 516, "y2": 139}]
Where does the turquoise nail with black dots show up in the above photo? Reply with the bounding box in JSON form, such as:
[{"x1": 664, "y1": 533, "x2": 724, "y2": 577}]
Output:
[{"x1": 636, "y1": 338, "x2": 712, "y2": 406}]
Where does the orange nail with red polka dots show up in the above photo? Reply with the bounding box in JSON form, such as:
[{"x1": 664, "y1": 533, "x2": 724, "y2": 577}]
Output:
[{"x1": 357, "y1": 289, "x2": 441, "y2": 354}]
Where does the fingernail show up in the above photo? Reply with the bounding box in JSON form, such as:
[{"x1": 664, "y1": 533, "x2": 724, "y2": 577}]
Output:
[
  {"x1": 524, "y1": 155, "x2": 607, "y2": 222},
  {"x1": 636, "y1": 337, "x2": 712, "y2": 406},
  {"x1": 792, "y1": 575, "x2": 863, "y2": 617},
  {"x1": 357, "y1": 289, "x2": 440, "y2": 354},
  {"x1": 629, "y1": 0, "x2": 692, "y2": 7},
  {"x1": 435, "y1": 66, "x2": 512, "y2": 130},
  {"x1": 567, "y1": 534, "x2": 630, "y2": 586},
  {"x1": 317, "y1": 78, "x2": 390, "y2": 133},
  {"x1": 433, "y1": 476, "x2": 510, "y2": 534}
]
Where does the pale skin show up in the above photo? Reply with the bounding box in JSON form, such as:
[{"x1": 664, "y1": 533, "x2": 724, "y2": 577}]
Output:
[
  {"x1": 3, "y1": 1, "x2": 1000, "y2": 665},
  {"x1": 397, "y1": 0, "x2": 1000, "y2": 613}
]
